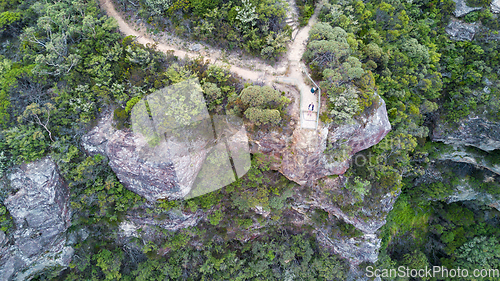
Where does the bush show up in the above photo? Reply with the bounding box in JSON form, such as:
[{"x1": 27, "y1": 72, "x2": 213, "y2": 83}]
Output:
[
  {"x1": 113, "y1": 107, "x2": 129, "y2": 129},
  {"x1": 244, "y1": 108, "x2": 281, "y2": 125}
]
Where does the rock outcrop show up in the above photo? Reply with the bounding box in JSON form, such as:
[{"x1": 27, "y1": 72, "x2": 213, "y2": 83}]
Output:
[
  {"x1": 83, "y1": 79, "x2": 251, "y2": 202},
  {"x1": 124, "y1": 208, "x2": 205, "y2": 234},
  {"x1": 0, "y1": 158, "x2": 73, "y2": 280},
  {"x1": 446, "y1": 19, "x2": 478, "y2": 41},
  {"x1": 82, "y1": 110, "x2": 250, "y2": 202},
  {"x1": 432, "y1": 116, "x2": 500, "y2": 151},
  {"x1": 308, "y1": 174, "x2": 399, "y2": 266},
  {"x1": 317, "y1": 230, "x2": 381, "y2": 265},
  {"x1": 84, "y1": 91, "x2": 389, "y2": 200},
  {"x1": 492, "y1": 0, "x2": 500, "y2": 13},
  {"x1": 446, "y1": 181, "x2": 500, "y2": 211},
  {"x1": 437, "y1": 148, "x2": 500, "y2": 176},
  {"x1": 252, "y1": 96, "x2": 391, "y2": 185},
  {"x1": 452, "y1": 0, "x2": 482, "y2": 17}
]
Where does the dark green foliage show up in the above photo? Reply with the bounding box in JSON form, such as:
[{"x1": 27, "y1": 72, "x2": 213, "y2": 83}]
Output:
[
  {"x1": 118, "y1": 0, "x2": 290, "y2": 60},
  {"x1": 0, "y1": 204, "x2": 13, "y2": 232},
  {"x1": 113, "y1": 108, "x2": 129, "y2": 130},
  {"x1": 297, "y1": 0, "x2": 318, "y2": 26},
  {"x1": 235, "y1": 85, "x2": 291, "y2": 126}
]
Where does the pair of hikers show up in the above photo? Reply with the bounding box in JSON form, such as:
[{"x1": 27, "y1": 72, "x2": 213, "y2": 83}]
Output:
[{"x1": 308, "y1": 103, "x2": 314, "y2": 111}]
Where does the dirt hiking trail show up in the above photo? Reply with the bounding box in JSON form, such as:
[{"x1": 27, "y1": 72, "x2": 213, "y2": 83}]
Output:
[{"x1": 99, "y1": 0, "x2": 323, "y2": 129}]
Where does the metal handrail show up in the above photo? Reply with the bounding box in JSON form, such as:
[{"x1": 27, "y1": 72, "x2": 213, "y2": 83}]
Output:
[{"x1": 302, "y1": 66, "x2": 320, "y2": 129}]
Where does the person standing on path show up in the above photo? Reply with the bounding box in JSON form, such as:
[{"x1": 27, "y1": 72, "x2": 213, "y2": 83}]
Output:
[{"x1": 311, "y1": 104, "x2": 314, "y2": 111}]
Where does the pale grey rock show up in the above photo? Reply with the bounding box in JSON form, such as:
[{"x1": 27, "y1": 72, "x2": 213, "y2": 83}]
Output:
[
  {"x1": 492, "y1": 0, "x2": 500, "y2": 13},
  {"x1": 308, "y1": 176, "x2": 400, "y2": 235},
  {"x1": 452, "y1": 0, "x2": 482, "y2": 17},
  {"x1": 447, "y1": 179, "x2": 500, "y2": 211},
  {"x1": 119, "y1": 221, "x2": 140, "y2": 238},
  {"x1": 437, "y1": 148, "x2": 500, "y2": 175},
  {"x1": 190, "y1": 44, "x2": 202, "y2": 52},
  {"x1": 328, "y1": 97, "x2": 391, "y2": 159},
  {"x1": 432, "y1": 116, "x2": 500, "y2": 151},
  {"x1": 0, "y1": 158, "x2": 72, "y2": 280},
  {"x1": 0, "y1": 231, "x2": 5, "y2": 247},
  {"x1": 317, "y1": 230, "x2": 381, "y2": 265},
  {"x1": 446, "y1": 19, "x2": 478, "y2": 41},
  {"x1": 125, "y1": 209, "x2": 205, "y2": 232}
]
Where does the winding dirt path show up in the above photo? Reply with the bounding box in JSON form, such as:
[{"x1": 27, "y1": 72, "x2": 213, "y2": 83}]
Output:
[{"x1": 98, "y1": 0, "x2": 322, "y2": 129}]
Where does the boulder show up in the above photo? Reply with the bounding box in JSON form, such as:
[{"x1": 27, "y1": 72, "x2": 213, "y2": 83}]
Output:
[
  {"x1": 83, "y1": 115, "x2": 250, "y2": 202},
  {"x1": 189, "y1": 44, "x2": 202, "y2": 52},
  {"x1": 432, "y1": 116, "x2": 500, "y2": 151},
  {"x1": 0, "y1": 158, "x2": 73, "y2": 280},
  {"x1": 446, "y1": 19, "x2": 478, "y2": 41}
]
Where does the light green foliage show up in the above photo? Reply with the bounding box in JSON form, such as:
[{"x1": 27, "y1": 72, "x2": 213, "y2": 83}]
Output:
[
  {"x1": 165, "y1": 63, "x2": 194, "y2": 83},
  {"x1": 401, "y1": 38, "x2": 430, "y2": 66},
  {"x1": 201, "y1": 82, "x2": 222, "y2": 112},
  {"x1": 94, "y1": 249, "x2": 123, "y2": 280},
  {"x1": 261, "y1": 31, "x2": 289, "y2": 59},
  {"x1": 18, "y1": 103, "x2": 56, "y2": 141},
  {"x1": 345, "y1": 176, "x2": 371, "y2": 200},
  {"x1": 235, "y1": 0, "x2": 258, "y2": 27},
  {"x1": 126, "y1": 45, "x2": 151, "y2": 65},
  {"x1": 304, "y1": 24, "x2": 351, "y2": 68},
  {"x1": 144, "y1": 0, "x2": 171, "y2": 15},
  {"x1": 0, "y1": 204, "x2": 13, "y2": 232},
  {"x1": 3, "y1": 126, "x2": 49, "y2": 163},
  {"x1": 327, "y1": 86, "x2": 360, "y2": 123},
  {"x1": 240, "y1": 85, "x2": 283, "y2": 108},
  {"x1": 208, "y1": 209, "x2": 223, "y2": 225}
]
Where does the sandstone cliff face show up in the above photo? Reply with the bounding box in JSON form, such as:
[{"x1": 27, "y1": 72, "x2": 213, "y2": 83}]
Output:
[
  {"x1": 84, "y1": 95, "x2": 390, "y2": 201},
  {"x1": 251, "y1": 96, "x2": 391, "y2": 185},
  {"x1": 81, "y1": 93, "x2": 391, "y2": 268},
  {"x1": 0, "y1": 158, "x2": 73, "y2": 280},
  {"x1": 82, "y1": 111, "x2": 250, "y2": 202},
  {"x1": 305, "y1": 175, "x2": 399, "y2": 266},
  {"x1": 432, "y1": 116, "x2": 500, "y2": 151},
  {"x1": 451, "y1": 0, "x2": 481, "y2": 17}
]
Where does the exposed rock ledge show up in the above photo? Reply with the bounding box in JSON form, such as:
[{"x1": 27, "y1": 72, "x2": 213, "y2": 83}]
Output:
[
  {"x1": 452, "y1": 0, "x2": 482, "y2": 17},
  {"x1": 447, "y1": 179, "x2": 500, "y2": 212},
  {"x1": 492, "y1": 0, "x2": 500, "y2": 13},
  {"x1": 445, "y1": 18, "x2": 478, "y2": 41},
  {"x1": 82, "y1": 111, "x2": 250, "y2": 202},
  {"x1": 83, "y1": 94, "x2": 390, "y2": 200},
  {"x1": 432, "y1": 116, "x2": 500, "y2": 151},
  {"x1": 252, "y1": 96, "x2": 391, "y2": 185},
  {"x1": 437, "y1": 148, "x2": 500, "y2": 176},
  {"x1": 0, "y1": 158, "x2": 73, "y2": 280}
]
